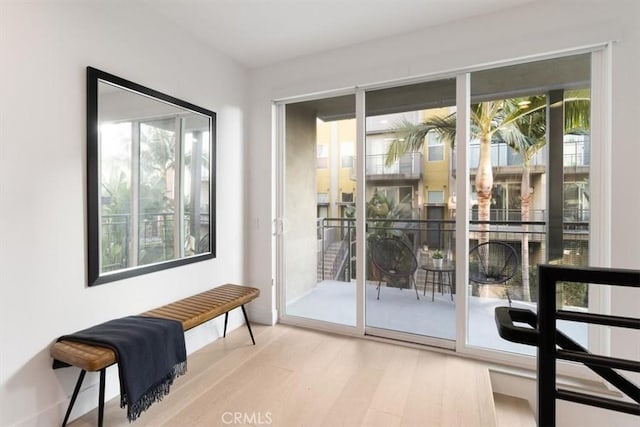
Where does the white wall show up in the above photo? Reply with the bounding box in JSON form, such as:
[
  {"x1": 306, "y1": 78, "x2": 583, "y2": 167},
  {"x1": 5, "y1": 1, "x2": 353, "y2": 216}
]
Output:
[
  {"x1": 0, "y1": 2, "x2": 250, "y2": 426},
  {"x1": 249, "y1": 0, "x2": 639, "y2": 424}
]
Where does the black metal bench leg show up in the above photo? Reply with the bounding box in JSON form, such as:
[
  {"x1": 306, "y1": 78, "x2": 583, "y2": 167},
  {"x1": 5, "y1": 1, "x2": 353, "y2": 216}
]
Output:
[
  {"x1": 223, "y1": 311, "x2": 229, "y2": 338},
  {"x1": 98, "y1": 368, "x2": 105, "y2": 427},
  {"x1": 240, "y1": 305, "x2": 256, "y2": 345},
  {"x1": 62, "y1": 369, "x2": 86, "y2": 426}
]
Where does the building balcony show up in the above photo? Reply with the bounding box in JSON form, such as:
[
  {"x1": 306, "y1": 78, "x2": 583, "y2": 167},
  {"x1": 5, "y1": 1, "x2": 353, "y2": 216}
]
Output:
[
  {"x1": 310, "y1": 218, "x2": 588, "y2": 354},
  {"x1": 452, "y1": 141, "x2": 590, "y2": 178},
  {"x1": 351, "y1": 152, "x2": 423, "y2": 181}
]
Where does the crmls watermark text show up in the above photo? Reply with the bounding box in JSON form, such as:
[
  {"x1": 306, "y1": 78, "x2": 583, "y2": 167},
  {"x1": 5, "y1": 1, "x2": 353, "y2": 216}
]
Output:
[{"x1": 221, "y1": 411, "x2": 273, "y2": 425}]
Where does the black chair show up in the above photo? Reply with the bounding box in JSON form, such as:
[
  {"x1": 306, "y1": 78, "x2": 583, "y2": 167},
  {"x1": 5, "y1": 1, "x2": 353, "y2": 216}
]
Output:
[
  {"x1": 371, "y1": 237, "x2": 419, "y2": 300},
  {"x1": 469, "y1": 241, "x2": 518, "y2": 305}
]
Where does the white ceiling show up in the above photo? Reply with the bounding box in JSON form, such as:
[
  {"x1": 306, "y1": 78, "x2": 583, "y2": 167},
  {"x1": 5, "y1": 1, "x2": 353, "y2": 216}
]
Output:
[{"x1": 137, "y1": 0, "x2": 537, "y2": 68}]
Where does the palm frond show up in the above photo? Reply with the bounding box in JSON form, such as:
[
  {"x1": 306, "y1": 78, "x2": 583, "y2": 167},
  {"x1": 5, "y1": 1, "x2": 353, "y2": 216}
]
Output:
[
  {"x1": 384, "y1": 92, "x2": 588, "y2": 168},
  {"x1": 384, "y1": 115, "x2": 455, "y2": 166},
  {"x1": 563, "y1": 97, "x2": 590, "y2": 134},
  {"x1": 493, "y1": 96, "x2": 548, "y2": 161},
  {"x1": 498, "y1": 96, "x2": 547, "y2": 132},
  {"x1": 425, "y1": 114, "x2": 457, "y2": 146}
]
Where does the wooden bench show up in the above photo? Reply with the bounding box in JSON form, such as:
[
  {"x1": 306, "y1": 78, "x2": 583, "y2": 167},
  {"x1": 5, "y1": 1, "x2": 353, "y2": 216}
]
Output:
[{"x1": 51, "y1": 284, "x2": 260, "y2": 426}]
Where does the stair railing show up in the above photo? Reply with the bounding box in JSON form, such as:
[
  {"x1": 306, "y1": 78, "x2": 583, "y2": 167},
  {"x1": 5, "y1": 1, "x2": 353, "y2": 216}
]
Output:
[
  {"x1": 495, "y1": 264, "x2": 640, "y2": 426},
  {"x1": 331, "y1": 238, "x2": 349, "y2": 281}
]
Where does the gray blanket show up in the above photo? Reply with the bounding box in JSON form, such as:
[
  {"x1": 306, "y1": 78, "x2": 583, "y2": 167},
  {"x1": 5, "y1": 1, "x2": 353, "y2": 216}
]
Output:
[{"x1": 58, "y1": 315, "x2": 187, "y2": 421}]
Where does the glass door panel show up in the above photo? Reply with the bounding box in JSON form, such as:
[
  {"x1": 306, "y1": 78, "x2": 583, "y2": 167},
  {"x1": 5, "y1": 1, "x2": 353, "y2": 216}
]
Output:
[
  {"x1": 282, "y1": 95, "x2": 357, "y2": 327},
  {"x1": 467, "y1": 54, "x2": 592, "y2": 355},
  {"x1": 364, "y1": 79, "x2": 457, "y2": 341}
]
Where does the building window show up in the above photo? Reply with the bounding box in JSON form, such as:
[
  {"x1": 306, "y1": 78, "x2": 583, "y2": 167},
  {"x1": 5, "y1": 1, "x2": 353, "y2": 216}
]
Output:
[
  {"x1": 564, "y1": 181, "x2": 590, "y2": 221},
  {"x1": 427, "y1": 190, "x2": 444, "y2": 204},
  {"x1": 317, "y1": 192, "x2": 329, "y2": 204},
  {"x1": 317, "y1": 144, "x2": 328, "y2": 169},
  {"x1": 491, "y1": 182, "x2": 521, "y2": 221},
  {"x1": 341, "y1": 192, "x2": 353, "y2": 202},
  {"x1": 341, "y1": 142, "x2": 353, "y2": 168},
  {"x1": 317, "y1": 205, "x2": 328, "y2": 219},
  {"x1": 564, "y1": 134, "x2": 591, "y2": 167},
  {"x1": 427, "y1": 131, "x2": 444, "y2": 161}
]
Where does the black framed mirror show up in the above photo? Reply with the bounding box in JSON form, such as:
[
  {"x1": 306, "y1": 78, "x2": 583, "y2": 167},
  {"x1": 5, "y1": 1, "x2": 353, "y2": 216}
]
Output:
[{"x1": 87, "y1": 67, "x2": 216, "y2": 286}]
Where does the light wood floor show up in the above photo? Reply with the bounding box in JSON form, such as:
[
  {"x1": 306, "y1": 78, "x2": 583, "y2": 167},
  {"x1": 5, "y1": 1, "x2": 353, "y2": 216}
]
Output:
[{"x1": 69, "y1": 324, "x2": 500, "y2": 427}]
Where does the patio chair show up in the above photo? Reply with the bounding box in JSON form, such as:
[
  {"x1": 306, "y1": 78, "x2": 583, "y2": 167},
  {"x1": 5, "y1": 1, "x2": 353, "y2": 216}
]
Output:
[
  {"x1": 469, "y1": 241, "x2": 519, "y2": 306},
  {"x1": 371, "y1": 237, "x2": 420, "y2": 300}
]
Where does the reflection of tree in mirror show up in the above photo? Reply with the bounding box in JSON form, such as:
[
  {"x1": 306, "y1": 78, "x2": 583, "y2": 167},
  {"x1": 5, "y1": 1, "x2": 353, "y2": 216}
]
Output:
[
  {"x1": 98, "y1": 116, "x2": 212, "y2": 272},
  {"x1": 100, "y1": 122, "x2": 133, "y2": 272},
  {"x1": 101, "y1": 170, "x2": 131, "y2": 271},
  {"x1": 139, "y1": 120, "x2": 177, "y2": 266},
  {"x1": 140, "y1": 121, "x2": 176, "y2": 209}
]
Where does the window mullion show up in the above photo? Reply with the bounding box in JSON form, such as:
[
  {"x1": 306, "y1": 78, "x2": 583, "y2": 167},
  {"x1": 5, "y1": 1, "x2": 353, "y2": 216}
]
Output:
[
  {"x1": 174, "y1": 116, "x2": 183, "y2": 258},
  {"x1": 455, "y1": 73, "x2": 470, "y2": 352},
  {"x1": 355, "y1": 88, "x2": 366, "y2": 335},
  {"x1": 131, "y1": 122, "x2": 140, "y2": 267}
]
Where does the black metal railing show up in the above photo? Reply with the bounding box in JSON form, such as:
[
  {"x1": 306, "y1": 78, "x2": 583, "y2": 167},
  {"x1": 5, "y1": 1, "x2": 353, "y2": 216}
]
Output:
[
  {"x1": 331, "y1": 239, "x2": 349, "y2": 281},
  {"x1": 319, "y1": 218, "x2": 355, "y2": 281},
  {"x1": 101, "y1": 212, "x2": 210, "y2": 271},
  {"x1": 496, "y1": 264, "x2": 640, "y2": 426}
]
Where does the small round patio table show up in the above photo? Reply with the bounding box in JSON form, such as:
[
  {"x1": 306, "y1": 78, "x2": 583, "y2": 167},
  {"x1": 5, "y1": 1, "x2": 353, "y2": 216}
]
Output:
[{"x1": 421, "y1": 261, "x2": 455, "y2": 301}]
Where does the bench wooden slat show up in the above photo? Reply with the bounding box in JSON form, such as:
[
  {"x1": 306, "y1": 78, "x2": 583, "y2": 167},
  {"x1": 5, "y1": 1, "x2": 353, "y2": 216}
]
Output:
[
  {"x1": 51, "y1": 284, "x2": 259, "y2": 372},
  {"x1": 50, "y1": 342, "x2": 116, "y2": 372}
]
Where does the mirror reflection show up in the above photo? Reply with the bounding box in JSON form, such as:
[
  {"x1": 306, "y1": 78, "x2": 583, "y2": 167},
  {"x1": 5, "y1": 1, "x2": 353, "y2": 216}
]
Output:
[{"x1": 88, "y1": 67, "x2": 215, "y2": 285}]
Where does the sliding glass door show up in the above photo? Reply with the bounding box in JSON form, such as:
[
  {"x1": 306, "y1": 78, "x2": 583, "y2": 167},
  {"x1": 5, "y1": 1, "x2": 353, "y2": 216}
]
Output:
[
  {"x1": 277, "y1": 50, "x2": 605, "y2": 362},
  {"x1": 363, "y1": 79, "x2": 458, "y2": 345},
  {"x1": 465, "y1": 53, "x2": 593, "y2": 355}
]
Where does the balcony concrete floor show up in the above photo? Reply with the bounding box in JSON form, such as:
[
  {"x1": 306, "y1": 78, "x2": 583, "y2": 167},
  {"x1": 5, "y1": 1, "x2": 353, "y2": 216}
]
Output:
[{"x1": 286, "y1": 280, "x2": 588, "y2": 355}]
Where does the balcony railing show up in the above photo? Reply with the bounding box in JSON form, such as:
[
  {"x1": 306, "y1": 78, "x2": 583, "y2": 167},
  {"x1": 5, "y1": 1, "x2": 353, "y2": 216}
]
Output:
[
  {"x1": 351, "y1": 152, "x2": 423, "y2": 180},
  {"x1": 469, "y1": 208, "x2": 545, "y2": 222},
  {"x1": 101, "y1": 212, "x2": 210, "y2": 271},
  {"x1": 453, "y1": 139, "x2": 590, "y2": 175},
  {"x1": 317, "y1": 216, "x2": 593, "y2": 305}
]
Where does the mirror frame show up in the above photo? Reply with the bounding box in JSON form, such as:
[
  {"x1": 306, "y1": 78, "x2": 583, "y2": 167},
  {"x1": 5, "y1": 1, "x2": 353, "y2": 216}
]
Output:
[{"x1": 87, "y1": 66, "x2": 216, "y2": 286}]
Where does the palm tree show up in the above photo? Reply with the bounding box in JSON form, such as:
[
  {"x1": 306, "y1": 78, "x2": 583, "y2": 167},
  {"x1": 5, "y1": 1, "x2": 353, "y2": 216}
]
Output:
[
  {"x1": 140, "y1": 123, "x2": 176, "y2": 212},
  {"x1": 362, "y1": 191, "x2": 413, "y2": 286},
  {"x1": 366, "y1": 191, "x2": 413, "y2": 243},
  {"x1": 503, "y1": 96, "x2": 547, "y2": 301},
  {"x1": 386, "y1": 93, "x2": 590, "y2": 302},
  {"x1": 386, "y1": 98, "x2": 547, "y2": 246},
  {"x1": 387, "y1": 98, "x2": 538, "y2": 301}
]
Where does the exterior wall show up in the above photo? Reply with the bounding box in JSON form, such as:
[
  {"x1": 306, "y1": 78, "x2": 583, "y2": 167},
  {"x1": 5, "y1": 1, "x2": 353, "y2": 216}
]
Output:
[
  {"x1": 315, "y1": 120, "x2": 332, "y2": 210},
  {"x1": 0, "y1": 2, "x2": 249, "y2": 426},
  {"x1": 285, "y1": 105, "x2": 319, "y2": 301},
  {"x1": 316, "y1": 119, "x2": 356, "y2": 217},
  {"x1": 422, "y1": 108, "x2": 452, "y2": 217},
  {"x1": 337, "y1": 120, "x2": 357, "y2": 203},
  {"x1": 318, "y1": 109, "x2": 453, "y2": 222}
]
